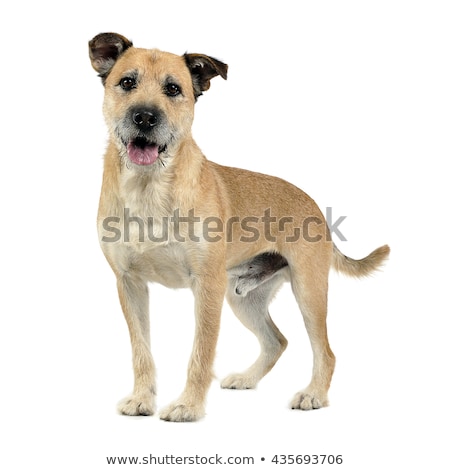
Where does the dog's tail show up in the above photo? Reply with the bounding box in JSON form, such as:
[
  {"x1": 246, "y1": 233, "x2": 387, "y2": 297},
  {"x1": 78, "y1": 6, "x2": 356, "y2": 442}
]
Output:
[{"x1": 332, "y1": 243, "x2": 390, "y2": 277}]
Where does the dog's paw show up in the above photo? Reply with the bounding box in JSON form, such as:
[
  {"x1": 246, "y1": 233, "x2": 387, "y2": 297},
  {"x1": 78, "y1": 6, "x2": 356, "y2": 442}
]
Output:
[
  {"x1": 117, "y1": 393, "x2": 155, "y2": 416},
  {"x1": 221, "y1": 373, "x2": 258, "y2": 390},
  {"x1": 290, "y1": 390, "x2": 328, "y2": 411},
  {"x1": 159, "y1": 400, "x2": 205, "y2": 422}
]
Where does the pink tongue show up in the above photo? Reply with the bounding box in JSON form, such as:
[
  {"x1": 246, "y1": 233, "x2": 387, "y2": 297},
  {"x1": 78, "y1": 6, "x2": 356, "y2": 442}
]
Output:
[{"x1": 127, "y1": 142, "x2": 159, "y2": 165}]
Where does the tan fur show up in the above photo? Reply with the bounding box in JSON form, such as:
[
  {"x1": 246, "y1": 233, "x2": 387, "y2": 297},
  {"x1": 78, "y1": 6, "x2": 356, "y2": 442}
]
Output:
[
  {"x1": 332, "y1": 243, "x2": 390, "y2": 277},
  {"x1": 89, "y1": 33, "x2": 390, "y2": 422}
]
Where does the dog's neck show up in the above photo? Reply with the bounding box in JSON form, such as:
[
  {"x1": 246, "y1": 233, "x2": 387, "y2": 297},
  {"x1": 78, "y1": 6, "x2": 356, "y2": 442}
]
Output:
[{"x1": 105, "y1": 136, "x2": 206, "y2": 218}]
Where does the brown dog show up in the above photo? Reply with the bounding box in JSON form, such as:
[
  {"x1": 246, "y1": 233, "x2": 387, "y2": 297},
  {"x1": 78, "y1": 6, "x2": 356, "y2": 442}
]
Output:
[{"x1": 89, "y1": 32, "x2": 389, "y2": 422}]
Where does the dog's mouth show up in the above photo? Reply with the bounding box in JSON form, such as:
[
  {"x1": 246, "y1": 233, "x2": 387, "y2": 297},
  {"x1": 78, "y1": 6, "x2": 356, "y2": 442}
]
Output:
[{"x1": 126, "y1": 136, "x2": 167, "y2": 166}]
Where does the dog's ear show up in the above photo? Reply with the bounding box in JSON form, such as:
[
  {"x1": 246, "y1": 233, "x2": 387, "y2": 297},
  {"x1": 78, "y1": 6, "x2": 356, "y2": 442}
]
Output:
[
  {"x1": 89, "y1": 33, "x2": 133, "y2": 80},
  {"x1": 184, "y1": 53, "x2": 228, "y2": 99}
]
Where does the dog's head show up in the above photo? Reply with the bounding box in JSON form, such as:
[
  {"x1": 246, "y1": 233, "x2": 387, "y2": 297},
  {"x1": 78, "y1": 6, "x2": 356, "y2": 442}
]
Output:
[{"x1": 89, "y1": 33, "x2": 227, "y2": 167}]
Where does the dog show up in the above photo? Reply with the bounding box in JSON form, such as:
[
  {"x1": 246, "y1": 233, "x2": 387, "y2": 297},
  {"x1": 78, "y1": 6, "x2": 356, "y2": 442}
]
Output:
[{"x1": 89, "y1": 32, "x2": 390, "y2": 422}]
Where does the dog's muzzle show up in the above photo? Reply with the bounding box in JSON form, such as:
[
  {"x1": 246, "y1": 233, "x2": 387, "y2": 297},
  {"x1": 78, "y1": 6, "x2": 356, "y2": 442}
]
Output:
[{"x1": 122, "y1": 106, "x2": 169, "y2": 166}]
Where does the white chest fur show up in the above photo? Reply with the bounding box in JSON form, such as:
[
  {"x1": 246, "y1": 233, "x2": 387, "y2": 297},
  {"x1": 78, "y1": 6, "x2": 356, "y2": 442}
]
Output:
[{"x1": 99, "y1": 166, "x2": 192, "y2": 288}]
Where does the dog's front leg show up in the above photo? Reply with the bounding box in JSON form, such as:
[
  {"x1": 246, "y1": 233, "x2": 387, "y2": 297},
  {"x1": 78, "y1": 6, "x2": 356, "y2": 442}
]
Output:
[
  {"x1": 116, "y1": 272, "x2": 156, "y2": 416},
  {"x1": 160, "y1": 271, "x2": 226, "y2": 422}
]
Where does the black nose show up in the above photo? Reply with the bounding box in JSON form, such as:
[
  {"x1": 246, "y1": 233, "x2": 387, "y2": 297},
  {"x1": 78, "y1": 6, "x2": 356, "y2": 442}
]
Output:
[{"x1": 132, "y1": 110, "x2": 158, "y2": 129}]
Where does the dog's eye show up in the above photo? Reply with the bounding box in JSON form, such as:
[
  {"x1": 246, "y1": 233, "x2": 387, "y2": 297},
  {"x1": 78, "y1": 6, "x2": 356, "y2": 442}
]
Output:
[
  {"x1": 165, "y1": 83, "x2": 181, "y2": 97},
  {"x1": 120, "y1": 77, "x2": 136, "y2": 91}
]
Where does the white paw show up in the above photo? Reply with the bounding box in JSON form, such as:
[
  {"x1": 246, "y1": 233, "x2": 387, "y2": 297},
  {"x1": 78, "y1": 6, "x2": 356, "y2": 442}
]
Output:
[
  {"x1": 159, "y1": 400, "x2": 205, "y2": 422},
  {"x1": 221, "y1": 373, "x2": 258, "y2": 390},
  {"x1": 117, "y1": 393, "x2": 155, "y2": 416},
  {"x1": 290, "y1": 390, "x2": 328, "y2": 411}
]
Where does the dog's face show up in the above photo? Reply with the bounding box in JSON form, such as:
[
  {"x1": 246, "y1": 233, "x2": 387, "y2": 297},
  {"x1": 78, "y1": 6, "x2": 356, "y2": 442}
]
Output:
[
  {"x1": 100, "y1": 47, "x2": 198, "y2": 167},
  {"x1": 89, "y1": 33, "x2": 227, "y2": 168}
]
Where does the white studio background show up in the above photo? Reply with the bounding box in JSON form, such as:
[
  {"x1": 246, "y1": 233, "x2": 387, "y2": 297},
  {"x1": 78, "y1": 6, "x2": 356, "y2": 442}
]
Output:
[{"x1": 1, "y1": 1, "x2": 449, "y2": 468}]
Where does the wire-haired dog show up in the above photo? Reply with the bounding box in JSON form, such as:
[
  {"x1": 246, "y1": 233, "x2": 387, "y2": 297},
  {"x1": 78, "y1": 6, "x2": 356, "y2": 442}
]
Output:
[{"x1": 89, "y1": 32, "x2": 389, "y2": 421}]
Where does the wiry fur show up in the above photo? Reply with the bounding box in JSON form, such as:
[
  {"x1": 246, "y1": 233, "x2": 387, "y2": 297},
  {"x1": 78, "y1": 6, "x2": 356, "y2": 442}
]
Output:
[
  {"x1": 89, "y1": 33, "x2": 390, "y2": 422},
  {"x1": 332, "y1": 244, "x2": 390, "y2": 277}
]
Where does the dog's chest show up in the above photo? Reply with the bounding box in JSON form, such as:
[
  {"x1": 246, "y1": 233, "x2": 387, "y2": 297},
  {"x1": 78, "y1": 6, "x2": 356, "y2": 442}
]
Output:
[
  {"x1": 139, "y1": 243, "x2": 193, "y2": 288},
  {"x1": 107, "y1": 170, "x2": 193, "y2": 288},
  {"x1": 118, "y1": 170, "x2": 174, "y2": 245},
  {"x1": 120, "y1": 169, "x2": 173, "y2": 211}
]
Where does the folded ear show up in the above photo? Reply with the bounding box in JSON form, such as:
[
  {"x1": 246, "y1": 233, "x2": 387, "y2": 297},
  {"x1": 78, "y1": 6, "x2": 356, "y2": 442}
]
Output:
[
  {"x1": 183, "y1": 53, "x2": 228, "y2": 99},
  {"x1": 89, "y1": 32, "x2": 133, "y2": 79}
]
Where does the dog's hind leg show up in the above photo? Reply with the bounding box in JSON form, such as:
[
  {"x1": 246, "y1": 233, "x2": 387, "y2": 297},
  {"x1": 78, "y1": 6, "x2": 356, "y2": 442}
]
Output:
[
  {"x1": 221, "y1": 271, "x2": 288, "y2": 390},
  {"x1": 288, "y1": 258, "x2": 336, "y2": 410}
]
